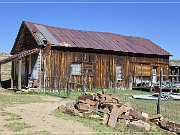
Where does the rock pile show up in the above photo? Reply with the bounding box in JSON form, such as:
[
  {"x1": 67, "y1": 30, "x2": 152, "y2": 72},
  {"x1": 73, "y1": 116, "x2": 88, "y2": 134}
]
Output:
[{"x1": 58, "y1": 89, "x2": 151, "y2": 131}]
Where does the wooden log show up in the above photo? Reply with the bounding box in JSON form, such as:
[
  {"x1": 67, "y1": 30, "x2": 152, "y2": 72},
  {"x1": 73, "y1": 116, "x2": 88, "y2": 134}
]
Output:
[
  {"x1": 129, "y1": 109, "x2": 147, "y2": 121},
  {"x1": 108, "y1": 105, "x2": 119, "y2": 127}
]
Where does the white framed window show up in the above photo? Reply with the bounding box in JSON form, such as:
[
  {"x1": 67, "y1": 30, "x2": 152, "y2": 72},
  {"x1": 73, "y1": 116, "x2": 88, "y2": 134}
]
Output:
[
  {"x1": 116, "y1": 65, "x2": 122, "y2": 81},
  {"x1": 71, "y1": 63, "x2": 81, "y2": 75}
]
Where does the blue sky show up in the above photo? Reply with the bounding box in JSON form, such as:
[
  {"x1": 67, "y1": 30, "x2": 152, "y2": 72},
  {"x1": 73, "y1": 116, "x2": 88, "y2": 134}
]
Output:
[{"x1": 0, "y1": 1, "x2": 180, "y2": 59}]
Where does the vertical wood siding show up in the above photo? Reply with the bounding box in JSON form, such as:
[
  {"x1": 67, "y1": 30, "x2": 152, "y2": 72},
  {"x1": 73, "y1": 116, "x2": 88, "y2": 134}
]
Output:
[{"x1": 41, "y1": 49, "x2": 169, "y2": 90}]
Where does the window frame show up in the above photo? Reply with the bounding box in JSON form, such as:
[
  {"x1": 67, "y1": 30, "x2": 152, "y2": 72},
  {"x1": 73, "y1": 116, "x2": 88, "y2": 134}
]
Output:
[
  {"x1": 71, "y1": 63, "x2": 82, "y2": 75},
  {"x1": 116, "y1": 64, "x2": 122, "y2": 81}
]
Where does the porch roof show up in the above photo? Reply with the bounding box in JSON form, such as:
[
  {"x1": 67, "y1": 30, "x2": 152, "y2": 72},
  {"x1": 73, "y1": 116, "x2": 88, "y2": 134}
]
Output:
[{"x1": 0, "y1": 48, "x2": 39, "y2": 65}]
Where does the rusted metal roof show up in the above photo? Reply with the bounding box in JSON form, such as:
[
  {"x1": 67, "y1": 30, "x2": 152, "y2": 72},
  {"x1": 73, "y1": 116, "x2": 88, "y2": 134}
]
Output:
[
  {"x1": 24, "y1": 21, "x2": 171, "y2": 56},
  {"x1": 0, "y1": 48, "x2": 39, "y2": 64}
]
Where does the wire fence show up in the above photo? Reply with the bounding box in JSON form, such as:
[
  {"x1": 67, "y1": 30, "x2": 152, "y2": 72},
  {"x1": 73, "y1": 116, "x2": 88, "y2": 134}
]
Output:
[
  {"x1": 43, "y1": 79, "x2": 180, "y2": 124},
  {"x1": 115, "y1": 93, "x2": 180, "y2": 124}
]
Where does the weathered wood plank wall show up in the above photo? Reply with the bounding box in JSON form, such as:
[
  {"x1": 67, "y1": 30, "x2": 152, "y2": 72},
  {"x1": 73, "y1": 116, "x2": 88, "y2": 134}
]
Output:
[{"x1": 41, "y1": 48, "x2": 169, "y2": 90}]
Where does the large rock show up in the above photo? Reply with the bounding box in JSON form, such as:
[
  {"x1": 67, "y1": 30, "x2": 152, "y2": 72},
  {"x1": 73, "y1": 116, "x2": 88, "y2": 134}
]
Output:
[{"x1": 108, "y1": 105, "x2": 119, "y2": 127}]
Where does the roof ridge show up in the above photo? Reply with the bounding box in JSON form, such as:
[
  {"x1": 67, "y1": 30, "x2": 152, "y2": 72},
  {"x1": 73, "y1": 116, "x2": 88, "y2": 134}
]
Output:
[{"x1": 24, "y1": 21, "x2": 151, "y2": 40}]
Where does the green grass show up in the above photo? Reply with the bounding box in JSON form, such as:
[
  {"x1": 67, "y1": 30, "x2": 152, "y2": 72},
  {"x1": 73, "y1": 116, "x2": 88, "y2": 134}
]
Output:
[
  {"x1": 49, "y1": 89, "x2": 179, "y2": 134},
  {"x1": 111, "y1": 90, "x2": 180, "y2": 124},
  {"x1": 48, "y1": 89, "x2": 180, "y2": 123},
  {"x1": 1, "y1": 88, "x2": 179, "y2": 134},
  {"x1": 0, "y1": 111, "x2": 22, "y2": 121},
  {"x1": 52, "y1": 109, "x2": 174, "y2": 135},
  {"x1": 0, "y1": 89, "x2": 44, "y2": 110},
  {"x1": 4, "y1": 122, "x2": 32, "y2": 132}
]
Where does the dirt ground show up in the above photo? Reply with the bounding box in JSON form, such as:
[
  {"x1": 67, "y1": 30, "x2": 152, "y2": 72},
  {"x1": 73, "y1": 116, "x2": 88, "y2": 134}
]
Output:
[{"x1": 0, "y1": 96, "x2": 93, "y2": 135}]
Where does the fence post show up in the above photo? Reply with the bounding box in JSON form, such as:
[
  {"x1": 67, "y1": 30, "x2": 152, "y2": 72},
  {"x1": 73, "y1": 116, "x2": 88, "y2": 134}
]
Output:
[
  {"x1": 58, "y1": 76, "x2": 61, "y2": 97},
  {"x1": 67, "y1": 74, "x2": 71, "y2": 98},
  {"x1": 82, "y1": 70, "x2": 88, "y2": 93},
  {"x1": 157, "y1": 67, "x2": 163, "y2": 114}
]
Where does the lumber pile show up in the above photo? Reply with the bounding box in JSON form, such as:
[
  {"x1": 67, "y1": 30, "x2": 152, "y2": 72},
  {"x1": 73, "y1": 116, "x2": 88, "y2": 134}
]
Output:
[{"x1": 58, "y1": 89, "x2": 151, "y2": 131}]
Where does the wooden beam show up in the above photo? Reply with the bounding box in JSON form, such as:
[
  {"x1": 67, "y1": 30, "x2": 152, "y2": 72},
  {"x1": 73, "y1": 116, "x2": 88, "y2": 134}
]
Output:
[{"x1": 18, "y1": 58, "x2": 22, "y2": 90}]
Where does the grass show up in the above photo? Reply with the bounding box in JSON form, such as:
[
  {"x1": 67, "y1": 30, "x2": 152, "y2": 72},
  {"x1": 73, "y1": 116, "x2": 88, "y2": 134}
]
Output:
[
  {"x1": 0, "y1": 88, "x2": 44, "y2": 110},
  {"x1": 45, "y1": 89, "x2": 180, "y2": 123},
  {"x1": 0, "y1": 111, "x2": 22, "y2": 121},
  {"x1": 52, "y1": 109, "x2": 174, "y2": 135},
  {"x1": 0, "y1": 88, "x2": 179, "y2": 134},
  {"x1": 49, "y1": 89, "x2": 179, "y2": 134},
  {"x1": 4, "y1": 122, "x2": 32, "y2": 132},
  {"x1": 49, "y1": 89, "x2": 180, "y2": 123}
]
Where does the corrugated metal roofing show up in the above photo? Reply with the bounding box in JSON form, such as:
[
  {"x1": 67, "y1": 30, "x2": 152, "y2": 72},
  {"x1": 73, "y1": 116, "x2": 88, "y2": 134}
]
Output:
[
  {"x1": 24, "y1": 21, "x2": 171, "y2": 56},
  {"x1": 0, "y1": 48, "x2": 39, "y2": 64}
]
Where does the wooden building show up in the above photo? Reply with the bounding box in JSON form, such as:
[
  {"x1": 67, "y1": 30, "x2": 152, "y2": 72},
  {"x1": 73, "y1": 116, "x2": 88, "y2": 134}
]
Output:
[
  {"x1": 169, "y1": 61, "x2": 180, "y2": 85},
  {"x1": 0, "y1": 21, "x2": 171, "y2": 90}
]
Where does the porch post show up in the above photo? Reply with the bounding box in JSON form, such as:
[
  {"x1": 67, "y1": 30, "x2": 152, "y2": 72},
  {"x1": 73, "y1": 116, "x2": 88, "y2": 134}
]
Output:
[
  {"x1": 28, "y1": 55, "x2": 32, "y2": 87},
  {"x1": 39, "y1": 50, "x2": 42, "y2": 90},
  {"x1": 29, "y1": 55, "x2": 31, "y2": 75},
  {"x1": 0, "y1": 64, "x2": 1, "y2": 88},
  {"x1": 18, "y1": 58, "x2": 22, "y2": 90},
  {"x1": 10, "y1": 61, "x2": 14, "y2": 89}
]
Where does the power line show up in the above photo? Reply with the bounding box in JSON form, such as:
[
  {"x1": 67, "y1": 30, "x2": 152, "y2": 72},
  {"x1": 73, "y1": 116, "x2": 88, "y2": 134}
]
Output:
[
  {"x1": 0, "y1": 31, "x2": 16, "y2": 37},
  {"x1": 0, "y1": 1, "x2": 180, "y2": 4}
]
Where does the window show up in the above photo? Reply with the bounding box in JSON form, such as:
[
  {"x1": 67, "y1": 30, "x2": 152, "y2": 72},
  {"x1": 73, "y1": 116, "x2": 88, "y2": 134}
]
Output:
[
  {"x1": 71, "y1": 64, "x2": 81, "y2": 75},
  {"x1": 116, "y1": 65, "x2": 122, "y2": 81}
]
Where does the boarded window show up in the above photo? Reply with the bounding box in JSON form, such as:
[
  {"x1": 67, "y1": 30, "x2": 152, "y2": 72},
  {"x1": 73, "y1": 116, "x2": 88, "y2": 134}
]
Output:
[
  {"x1": 71, "y1": 63, "x2": 81, "y2": 75},
  {"x1": 116, "y1": 65, "x2": 122, "y2": 80}
]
